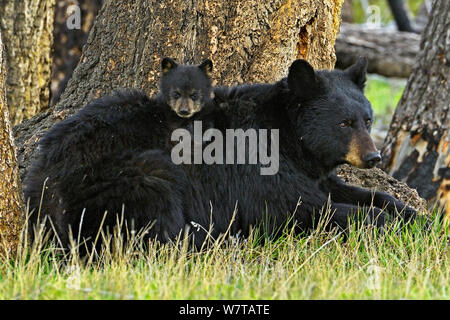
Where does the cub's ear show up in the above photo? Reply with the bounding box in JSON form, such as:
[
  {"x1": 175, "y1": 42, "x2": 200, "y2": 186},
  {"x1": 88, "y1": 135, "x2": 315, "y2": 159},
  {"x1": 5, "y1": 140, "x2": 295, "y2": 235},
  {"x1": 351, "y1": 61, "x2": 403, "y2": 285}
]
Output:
[
  {"x1": 345, "y1": 57, "x2": 368, "y2": 90},
  {"x1": 198, "y1": 59, "x2": 213, "y2": 77},
  {"x1": 161, "y1": 57, "x2": 178, "y2": 73},
  {"x1": 287, "y1": 59, "x2": 324, "y2": 101}
]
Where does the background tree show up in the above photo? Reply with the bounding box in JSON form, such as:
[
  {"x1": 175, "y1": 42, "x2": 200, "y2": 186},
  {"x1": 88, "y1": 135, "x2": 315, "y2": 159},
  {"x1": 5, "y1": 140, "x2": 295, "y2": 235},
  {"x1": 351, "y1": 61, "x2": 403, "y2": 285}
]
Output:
[
  {"x1": 14, "y1": 0, "x2": 345, "y2": 180},
  {"x1": 387, "y1": 0, "x2": 416, "y2": 32},
  {"x1": 51, "y1": 0, "x2": 102, "y2": 106},
  {"x1": 0, "y1": 0, "x2": 55, "y2": 125},
  {"x1": 381, "y1": 0, "x2": 449, "y2": 217},
  {"x1": 0, "y1": 32, "x2": 25, "y2": 255}
]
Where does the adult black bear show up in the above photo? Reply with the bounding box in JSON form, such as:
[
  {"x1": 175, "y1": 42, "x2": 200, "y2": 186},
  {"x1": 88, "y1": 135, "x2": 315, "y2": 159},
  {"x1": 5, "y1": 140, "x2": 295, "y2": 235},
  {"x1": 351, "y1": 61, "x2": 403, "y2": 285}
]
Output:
[{"x1": 24, "y1": 58, "x2": 417, "y2": 249}]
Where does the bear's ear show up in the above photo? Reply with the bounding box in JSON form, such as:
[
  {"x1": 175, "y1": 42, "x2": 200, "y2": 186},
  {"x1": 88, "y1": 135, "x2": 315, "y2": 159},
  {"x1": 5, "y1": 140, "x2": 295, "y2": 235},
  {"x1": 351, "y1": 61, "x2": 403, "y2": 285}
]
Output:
[
  {"x1": 161, "y1": 57, "x2": 178, "y2": 73},
  {"x1": 198, "y1": 59, "x2": 213, "y2": 77},
  {"x1": 287, "y1": 59, "x2": 323, "y2": 101},
  {"x1": 345, "y1": 57, "x2": 368, "y2": 90}
]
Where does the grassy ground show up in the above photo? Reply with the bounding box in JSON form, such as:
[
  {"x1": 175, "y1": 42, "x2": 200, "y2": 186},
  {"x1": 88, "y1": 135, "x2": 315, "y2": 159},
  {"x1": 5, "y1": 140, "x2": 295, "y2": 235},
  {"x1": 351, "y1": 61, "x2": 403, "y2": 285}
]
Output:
[{"x1": 0, "y1": 211, "x2": 447, "y2": 300}]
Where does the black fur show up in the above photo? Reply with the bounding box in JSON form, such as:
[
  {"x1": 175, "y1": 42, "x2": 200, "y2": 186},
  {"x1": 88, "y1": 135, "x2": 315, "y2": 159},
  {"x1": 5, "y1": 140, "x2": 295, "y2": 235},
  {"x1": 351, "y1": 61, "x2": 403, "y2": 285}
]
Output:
[{"x1": 24, "y1": 59, "x2": 417, "y2": 250}]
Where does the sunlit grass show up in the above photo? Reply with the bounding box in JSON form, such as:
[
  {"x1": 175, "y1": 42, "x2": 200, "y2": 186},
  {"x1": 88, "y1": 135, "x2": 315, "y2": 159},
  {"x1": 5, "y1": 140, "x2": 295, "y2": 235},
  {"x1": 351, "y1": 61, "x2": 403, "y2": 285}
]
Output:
[{"x1": 0, "y1": 208, "x2": 447, "y2": 300}]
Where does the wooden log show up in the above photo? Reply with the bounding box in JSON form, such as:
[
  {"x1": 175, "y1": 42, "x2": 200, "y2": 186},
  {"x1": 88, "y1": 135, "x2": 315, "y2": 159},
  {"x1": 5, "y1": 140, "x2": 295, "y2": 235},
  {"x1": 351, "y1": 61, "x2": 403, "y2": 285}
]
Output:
[{"x1": 335, "y1": 22, "x2": 420, "y2": 78}]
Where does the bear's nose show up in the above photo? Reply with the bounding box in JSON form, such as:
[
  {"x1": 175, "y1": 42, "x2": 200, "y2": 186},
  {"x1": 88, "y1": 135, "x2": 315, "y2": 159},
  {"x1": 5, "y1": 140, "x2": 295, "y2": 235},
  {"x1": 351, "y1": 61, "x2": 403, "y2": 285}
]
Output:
[{"x1": 363, "y1": 151, "x2": 382, "y2": 168}]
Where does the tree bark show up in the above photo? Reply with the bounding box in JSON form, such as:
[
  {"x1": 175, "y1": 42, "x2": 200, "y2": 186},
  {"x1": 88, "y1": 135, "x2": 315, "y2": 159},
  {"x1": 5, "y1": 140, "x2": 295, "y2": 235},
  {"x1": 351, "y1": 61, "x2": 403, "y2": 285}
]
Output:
[
  {"x1": 14, "y1": 0, "x2": 344, "y2": 181},
  {"x1": 335, "y1": 23, "x2": 420, "y2": 78},
  {"x1": 0, "y1": 0, "x2": 55, "y2": 125},
  {"x1": 381, "y1": 0, "x2": 449, "y2": 217},
  {"x1": 0, "y1": 32, "x2": 25, "y2": 255}
]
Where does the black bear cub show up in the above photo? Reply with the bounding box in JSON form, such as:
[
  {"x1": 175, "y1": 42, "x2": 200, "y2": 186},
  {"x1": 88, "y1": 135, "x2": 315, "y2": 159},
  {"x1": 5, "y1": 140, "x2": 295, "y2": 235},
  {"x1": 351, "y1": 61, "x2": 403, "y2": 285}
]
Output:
[
  {"x1": 158, "y1": 57, "x2": 214, "y2": 118},
  {"x1": 23, "y1": 58, "x2": 220, "y2": 250}
]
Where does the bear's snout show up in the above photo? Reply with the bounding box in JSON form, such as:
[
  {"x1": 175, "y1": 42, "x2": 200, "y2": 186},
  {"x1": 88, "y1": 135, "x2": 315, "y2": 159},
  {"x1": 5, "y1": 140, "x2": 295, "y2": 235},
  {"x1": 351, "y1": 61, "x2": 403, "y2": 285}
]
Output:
[
  {"x1": 362, "y1": 151, "x2": 381, "y2": 168},
  {"x1": 345, "y1": 131, "x2": 380, "y2": 169}
]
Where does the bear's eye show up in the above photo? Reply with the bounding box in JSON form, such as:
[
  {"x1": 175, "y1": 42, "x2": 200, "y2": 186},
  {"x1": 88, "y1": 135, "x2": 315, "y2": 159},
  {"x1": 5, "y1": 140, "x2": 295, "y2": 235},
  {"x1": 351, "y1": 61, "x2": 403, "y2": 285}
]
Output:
[
  {"x1": 190, "y1": 93, "x2": 199, "y2": 100},
  {"x1": 339, "y1": 120, "x2": 352, "y2": 128}
]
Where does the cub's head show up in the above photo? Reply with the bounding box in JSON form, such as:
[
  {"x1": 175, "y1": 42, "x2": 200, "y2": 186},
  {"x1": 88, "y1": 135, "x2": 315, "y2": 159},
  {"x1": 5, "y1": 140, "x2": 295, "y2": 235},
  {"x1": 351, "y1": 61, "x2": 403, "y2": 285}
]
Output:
[
  {"x1": 287, "y1": 57, "x2": 381, "y2": 170},
  {"x1": 160, "y1": 57, "x2": 214, "y2": 118}
]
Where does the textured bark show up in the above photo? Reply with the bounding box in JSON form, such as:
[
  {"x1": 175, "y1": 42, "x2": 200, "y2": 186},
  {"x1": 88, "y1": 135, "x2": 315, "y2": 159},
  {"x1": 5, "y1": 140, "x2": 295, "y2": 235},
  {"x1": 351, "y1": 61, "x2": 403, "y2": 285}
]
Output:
[
  {"x1": 335, "y1": 23, "x2": 420, "y2": 78},
  {"x1": 0, "y1": 32, "x2": 25, "y2": 255},
  {"x1": 14, "y1": 0, "x2": 344, "y2": 181},
  {"x1": 381, "y1": 0, "x2": 449, "y2": 218},
  {"x1": 51, "y1": 0, "x2": 103, "y2": 106},
  {"x1": 0, "y1": 0, "x2": 55, "y2": 125}
]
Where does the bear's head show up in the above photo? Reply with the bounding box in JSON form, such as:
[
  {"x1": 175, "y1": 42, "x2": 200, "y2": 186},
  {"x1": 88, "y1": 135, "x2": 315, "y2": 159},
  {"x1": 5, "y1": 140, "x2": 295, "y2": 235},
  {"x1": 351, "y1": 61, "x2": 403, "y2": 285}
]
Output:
[
  {"x1": 160, "y1": 57, "x2": 215, "y2": 118},
  {"x1": 286, "y1": 57, "x2": 381, "y2": 170}
]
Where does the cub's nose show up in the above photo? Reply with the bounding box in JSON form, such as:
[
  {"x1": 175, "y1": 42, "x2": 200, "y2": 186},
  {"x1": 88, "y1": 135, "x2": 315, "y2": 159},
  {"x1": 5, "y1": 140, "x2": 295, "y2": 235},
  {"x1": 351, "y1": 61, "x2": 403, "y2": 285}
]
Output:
[
  {"x1": 177, "y1": 109, "x2": 192, "y2": 117},
  {"x1": 363, "y1": 151, "x2": 382, "y2": 168}
]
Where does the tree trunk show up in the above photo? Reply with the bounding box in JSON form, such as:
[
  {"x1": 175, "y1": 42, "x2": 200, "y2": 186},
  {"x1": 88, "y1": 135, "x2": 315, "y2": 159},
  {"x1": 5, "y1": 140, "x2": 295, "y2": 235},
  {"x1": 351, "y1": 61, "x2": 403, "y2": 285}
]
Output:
[
  {"x1": 14, "y1": 0, "x2": 344, "y2": 181},
  {"x1": 51, "y1": 0, "x2": 103, "y2": 106},
  {"x1": 387, "y1": 0, "x2": 416, "y2": 33},
  {"x1": 335, "y1": 23, "x2": 420, "y2": 78},
  {"x1": 0, "y1": 32, "x2": 25, "y2": 255},
  {"x1": 341, "y1": 0, "x2": 353, "y2": 23},
  {"x1": 381, "y1": 0, "x2": 449, "y2": 217},
  {"x1": 0, "y1": 0, "x2": 55, "y2": 125}
]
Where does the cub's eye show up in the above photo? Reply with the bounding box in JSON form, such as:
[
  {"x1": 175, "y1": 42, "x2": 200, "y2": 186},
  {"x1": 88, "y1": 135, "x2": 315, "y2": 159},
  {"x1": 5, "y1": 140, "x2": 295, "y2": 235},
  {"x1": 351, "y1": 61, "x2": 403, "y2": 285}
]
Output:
[
  {"x1": 190, "y1": 93, "x2": 199, "y2": 100},
  {"x1": 365, "y1": 119, "x2": 372, "y2": 128},
  {"x1": 173, "y1": 92, "x2": 181, "y2": 99},
  {"x1": 339, "y1": 120, "x2": 352, "y2": 128}
]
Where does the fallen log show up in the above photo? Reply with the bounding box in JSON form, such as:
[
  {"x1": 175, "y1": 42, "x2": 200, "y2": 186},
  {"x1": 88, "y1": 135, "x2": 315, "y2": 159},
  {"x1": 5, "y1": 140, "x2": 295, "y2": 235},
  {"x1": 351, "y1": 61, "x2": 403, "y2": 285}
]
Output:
[{"x1": 335, "y1": 23, "x2": 420, "y2": 78}]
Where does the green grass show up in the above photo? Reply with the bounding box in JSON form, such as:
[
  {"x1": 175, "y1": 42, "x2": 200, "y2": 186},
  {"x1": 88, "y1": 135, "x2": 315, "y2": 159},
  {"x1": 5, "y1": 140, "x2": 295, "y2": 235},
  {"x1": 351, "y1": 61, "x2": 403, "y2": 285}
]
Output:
[
  {"x1": 365, "y1": 75, "x2": 406, "y2": 128},
  {"x1": 366, "y1": 75, "x2": 405, "y2": 115},
  {"x1": 0, "y1": 210, "x2": 448, "y2": 300}
]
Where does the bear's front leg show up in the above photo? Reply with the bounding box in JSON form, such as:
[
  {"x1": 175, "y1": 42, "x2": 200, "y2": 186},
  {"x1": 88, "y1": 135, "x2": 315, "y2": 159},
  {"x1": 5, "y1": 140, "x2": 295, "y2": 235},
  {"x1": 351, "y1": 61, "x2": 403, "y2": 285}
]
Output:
[
  {"x1": 371, "y1": 191, "x2": 417, "y2": 223},
  {"x1": 322, "y1": 174, "x2": 417, "y2": 223},
  {"x1": 328, "y1": 202, "x2": 387, "y2": 230}
]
